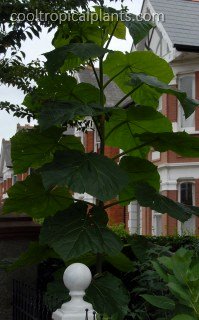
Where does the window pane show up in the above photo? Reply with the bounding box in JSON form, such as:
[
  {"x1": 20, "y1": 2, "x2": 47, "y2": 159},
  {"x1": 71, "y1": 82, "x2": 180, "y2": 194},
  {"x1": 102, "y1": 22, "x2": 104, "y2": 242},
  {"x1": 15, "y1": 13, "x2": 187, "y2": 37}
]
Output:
[
  {"x1": 179, "y1": 76, "x2": 195, "y2": 128},
  {"x1": 180, "y1": 182, "x2": 193, "y2": 205}
]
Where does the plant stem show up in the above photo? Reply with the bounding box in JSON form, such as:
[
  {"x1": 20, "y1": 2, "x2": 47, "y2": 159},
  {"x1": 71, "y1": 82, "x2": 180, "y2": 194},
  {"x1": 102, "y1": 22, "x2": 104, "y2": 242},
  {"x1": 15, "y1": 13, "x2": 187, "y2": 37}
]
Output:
[
  {"x1": 114, "y1": 84, "x2": 143, "y2": 108},
  {"x1": 95, "y1": 56, "x2": 105, "y2": 275},
  {"x1": 99, "y1": 56, "x2": 105, "y2": 155},
  {"x1": 105, "y1": 20, "x2": 119, "y2": 51},
  {"x1": 112, "y1": 141, "x2": 151, "y2": 160},
  {"x1": 103, "y1": 66, "x2": 129, "y2": 89},
  {"x1": 89, "y1": 59, "x2": 100, "y2": 87},
  {"x1": 104, "y1": 198, "x2": 135, "y2": 209}
]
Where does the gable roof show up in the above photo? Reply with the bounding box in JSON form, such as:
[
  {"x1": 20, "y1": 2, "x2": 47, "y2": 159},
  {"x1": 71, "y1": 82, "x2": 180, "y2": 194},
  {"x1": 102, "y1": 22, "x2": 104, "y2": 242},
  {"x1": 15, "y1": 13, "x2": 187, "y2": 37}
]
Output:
[
  {"x1": 78, "y1": 68, "x2": 131, "y2": 107},
  {"x1": 0, "y1": 139, "x2": 12, "y2": 178},
  {"x1": 148, "y1": 0, "x2": 199, "y2": 49}
]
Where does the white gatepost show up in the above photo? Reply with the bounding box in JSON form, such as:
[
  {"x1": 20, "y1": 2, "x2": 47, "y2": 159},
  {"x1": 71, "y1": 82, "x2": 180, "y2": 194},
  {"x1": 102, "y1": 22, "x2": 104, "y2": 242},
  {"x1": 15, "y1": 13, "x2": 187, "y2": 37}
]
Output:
[{"x1": 52, "y1": 263, "x2": 95, "y2": 320}]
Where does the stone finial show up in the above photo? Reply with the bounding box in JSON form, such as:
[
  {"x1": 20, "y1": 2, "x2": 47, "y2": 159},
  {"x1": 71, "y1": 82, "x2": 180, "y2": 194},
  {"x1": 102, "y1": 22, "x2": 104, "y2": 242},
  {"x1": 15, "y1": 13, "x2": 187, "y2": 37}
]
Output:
[{"x1": 52, "y1": 263, "x2": 95, "y2": 320}]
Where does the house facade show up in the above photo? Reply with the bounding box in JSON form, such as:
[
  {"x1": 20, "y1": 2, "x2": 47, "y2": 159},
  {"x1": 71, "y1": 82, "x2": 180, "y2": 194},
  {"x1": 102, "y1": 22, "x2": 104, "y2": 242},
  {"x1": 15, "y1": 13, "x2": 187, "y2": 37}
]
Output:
[{"x1": 132, "y1": 0, "x2": 199, "y2": 236}]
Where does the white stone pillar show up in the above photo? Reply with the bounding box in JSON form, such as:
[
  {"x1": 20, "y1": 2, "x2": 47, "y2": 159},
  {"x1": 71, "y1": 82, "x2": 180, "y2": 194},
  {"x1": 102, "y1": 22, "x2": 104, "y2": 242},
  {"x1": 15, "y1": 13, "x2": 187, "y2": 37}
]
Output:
[{"x1": 52, "y1": 263, "x2": 95, "y2": 320}]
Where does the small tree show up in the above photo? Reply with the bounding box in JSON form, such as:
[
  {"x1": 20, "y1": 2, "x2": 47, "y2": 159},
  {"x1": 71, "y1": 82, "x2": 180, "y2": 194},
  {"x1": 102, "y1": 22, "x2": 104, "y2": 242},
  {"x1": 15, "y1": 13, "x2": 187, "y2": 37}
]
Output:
[{"x1": 2, "y1": 2, "x2": 199, "y2": 318}]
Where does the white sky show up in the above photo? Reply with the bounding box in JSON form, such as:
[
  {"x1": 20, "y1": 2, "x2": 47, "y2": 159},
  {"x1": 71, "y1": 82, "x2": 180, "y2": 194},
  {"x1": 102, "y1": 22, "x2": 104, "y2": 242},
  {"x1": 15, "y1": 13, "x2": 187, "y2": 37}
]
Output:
[{"x1": 0, "y1": 0, "x2": 143, "y2": 140}]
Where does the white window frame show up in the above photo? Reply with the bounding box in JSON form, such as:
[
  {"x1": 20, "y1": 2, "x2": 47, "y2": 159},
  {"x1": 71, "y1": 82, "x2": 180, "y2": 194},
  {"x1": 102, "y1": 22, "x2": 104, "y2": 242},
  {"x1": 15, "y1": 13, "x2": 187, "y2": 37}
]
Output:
[
  {"x1": 177, "y1": 180, "x2": 196, "y2": 235},
  {"x1": 94, "y1": 128, "x2": 101, "y2": 153},
  {"x1": 178, "y1": 73, "x2": 195, "y2": 132}
]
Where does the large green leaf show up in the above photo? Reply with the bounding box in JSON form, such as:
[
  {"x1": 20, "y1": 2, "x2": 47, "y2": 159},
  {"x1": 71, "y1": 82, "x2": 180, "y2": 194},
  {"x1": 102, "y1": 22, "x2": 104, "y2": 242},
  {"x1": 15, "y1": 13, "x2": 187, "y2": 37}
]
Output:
[
  {"x1": 44, "y1": 43, "x2": 109, "y2": 73},
  {"x1": 11, "y1": 127, "x2": 84, "y2": 174},
  {"x1": 131, "y1": 73, "x2": 199, "y2": 117},
  {"x1": 105, "y1": 252, "x2": 135, "y2": 272},
  {"x1": 3, "y1": 174, "x2": 73, "y2": 218},
  {"x1": 104, "y1": 51, "x2": 174, "y2": 107},
  {"x1": 141, "y1": 294, "x2": 175, "y2": 310},
  {"x1": 38, "y1": 100, "x2": 109, "y2": 130},
  {"x1": 134, "y1": 183, "x2": 199, "y2": 222},
  {"x1": 124, "y1": 13, "x2": 154, "y2": 45},
  {"x1": 136, "y1": 132, "x2": 199, "y2": 158},
  {"x1": 119, "y1": 156, "x2": 160, "y2": 204},
  {"x1": 53, "y1": 18, "x2": 107, "y2": 48},
  {"x1": 39, "y1": 203, "x2": 123, "y2": 260},
  {"x1": 53, "y1": 8, "x2": 126, "y2": 49},
  {"x1": 40, "y1": 150, "x2": 128, "y2": 202},
  {"x1": 128, "y1": 236, "x2": 152, "y2": 262},
  {"x1": 86, "y1": 272, "x2": 129, "y2": 319},
  {"x1": 168, "y1": 281, "x2": 191, "y2": 303},
  {"x1": 105, "y1": 106, "x2": 172, "y2": 158},
  {"x1": 23, "y1": 74, "x2": 77, "y2": 112}
]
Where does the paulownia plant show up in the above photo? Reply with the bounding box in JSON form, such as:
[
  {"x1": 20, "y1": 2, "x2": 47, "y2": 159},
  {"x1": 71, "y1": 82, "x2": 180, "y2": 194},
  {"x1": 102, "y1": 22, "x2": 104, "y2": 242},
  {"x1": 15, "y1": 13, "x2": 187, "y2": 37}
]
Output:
[{"x1": 2, "y1": 2, "x2": 199, "y2": 319}]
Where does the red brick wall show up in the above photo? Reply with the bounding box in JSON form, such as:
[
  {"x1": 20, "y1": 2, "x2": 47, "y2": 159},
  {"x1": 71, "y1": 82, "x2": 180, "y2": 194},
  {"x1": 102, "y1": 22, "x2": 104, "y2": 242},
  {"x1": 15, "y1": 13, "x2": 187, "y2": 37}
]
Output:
[
  {"x1": 85, "y1": 131, "x2": 94, "y2": 153},
  {"x1": 162, "y1": 87, "x2": 178, "y2": 122},
  {"x1": 167, "y1": 90, "x2": 178, "y2": 122},
  {"x1": 142, "y1": 207, "x2": 152, "y2": 235},
  {"x1": 107, "y1": 204, "x2": 125, "y2": 226},
  {"x1": 161, "y1": 190, "x2": 178, "y2": 235}
]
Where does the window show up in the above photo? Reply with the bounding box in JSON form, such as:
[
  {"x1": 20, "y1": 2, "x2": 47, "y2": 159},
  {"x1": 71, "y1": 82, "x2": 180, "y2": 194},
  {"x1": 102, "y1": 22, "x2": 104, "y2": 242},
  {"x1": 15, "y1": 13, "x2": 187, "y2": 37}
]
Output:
[
  {"x1": 180, "y1": 182, "x2": 193, "y2": 205},
  {"x1": 12, "y1": 175, "x2": 18, "y2": 185},
  {"x1": 178, "y1": 181, "x2": 196, "y2": 234},
  {"x1": 178, "y1": 74, "x2": 195, "y2": 130}
]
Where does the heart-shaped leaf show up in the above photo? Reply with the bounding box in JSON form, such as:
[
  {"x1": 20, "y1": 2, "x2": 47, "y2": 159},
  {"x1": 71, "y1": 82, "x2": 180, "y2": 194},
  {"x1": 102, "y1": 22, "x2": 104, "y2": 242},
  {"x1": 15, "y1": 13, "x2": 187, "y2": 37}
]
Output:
[
  {"x1": 119, "y1": 156, "x2": 160, "y2": 204},
  {"x1": 104, "y1": 51, "x2": 174, "y2": 107},
  {"x1": 105, "y1": 106, "x2": 172, "y2": 158},
  {"x1": 40, "y1": 150, "x2": 129, "y2": 202},
  {"x1": 11, "y1": 127, "x2": 84, "y2": 174},
  {"x1": 3, "y1": 174, "x2": 73, "y2": 218},
  {"x1": 44, "y1": 43, "x2": 109, "y2": 73},
  {"x1": 40, "y1": 203, "x2": 123, "y2": 260}
]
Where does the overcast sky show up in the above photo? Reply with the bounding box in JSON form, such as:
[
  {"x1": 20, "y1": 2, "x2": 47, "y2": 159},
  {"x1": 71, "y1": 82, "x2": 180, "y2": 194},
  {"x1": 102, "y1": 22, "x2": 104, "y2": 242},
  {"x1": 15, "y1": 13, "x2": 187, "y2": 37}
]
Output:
[{"x1": 0, "y1": 0, "x2": 143, "y2": 140}]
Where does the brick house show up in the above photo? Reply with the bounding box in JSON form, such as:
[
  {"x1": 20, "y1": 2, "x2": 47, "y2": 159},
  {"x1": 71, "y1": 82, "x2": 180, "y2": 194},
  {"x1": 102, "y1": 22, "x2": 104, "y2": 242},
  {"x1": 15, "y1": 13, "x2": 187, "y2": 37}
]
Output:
[{"x1": 134, "y1": 0, "x2": 199, "y2": 236}]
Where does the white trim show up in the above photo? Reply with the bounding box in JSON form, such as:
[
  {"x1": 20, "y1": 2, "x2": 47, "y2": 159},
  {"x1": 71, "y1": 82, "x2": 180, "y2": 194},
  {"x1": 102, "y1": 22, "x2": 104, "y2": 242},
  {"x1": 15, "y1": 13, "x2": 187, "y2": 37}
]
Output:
[
  {"x1": 158, "y1": 162, "x2": 199, "y2": 169},
  {"x1": 144, "y1": 0, "x2": 177, "y2": 62},
  {"x1": 160, "y1": 181, "x2": 177, "y2": 191}
]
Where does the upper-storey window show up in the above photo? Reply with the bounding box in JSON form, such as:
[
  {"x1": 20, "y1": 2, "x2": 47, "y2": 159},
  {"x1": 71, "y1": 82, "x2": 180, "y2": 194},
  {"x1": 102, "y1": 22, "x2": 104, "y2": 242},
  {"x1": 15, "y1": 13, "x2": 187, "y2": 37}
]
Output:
[
  {"x1": 180, "y1": 182, "x2": 194, "y2": 206},
  {"x1": 178, "y1": 181, "x2": 196, "y2": 235},
  {"x1": 178, "y1": 74, "x2": 195, "y2": 131}
]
